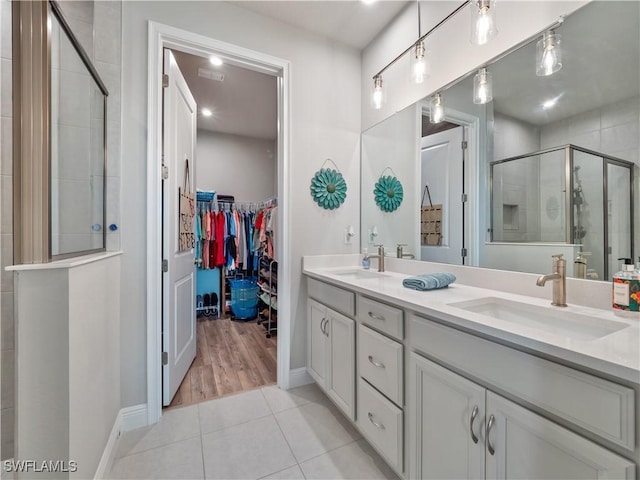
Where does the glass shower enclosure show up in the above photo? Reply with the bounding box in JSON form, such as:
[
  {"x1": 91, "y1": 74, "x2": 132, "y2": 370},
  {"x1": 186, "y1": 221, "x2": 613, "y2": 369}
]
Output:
[{"x1": 491, "y1": 144, "x2": 635, "y2": 280}]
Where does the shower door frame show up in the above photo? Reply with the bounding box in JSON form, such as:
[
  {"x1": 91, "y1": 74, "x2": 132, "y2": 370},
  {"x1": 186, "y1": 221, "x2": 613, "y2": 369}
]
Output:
[{"x1": 490, "y1": 144, "x2": 635, "y2": 279}]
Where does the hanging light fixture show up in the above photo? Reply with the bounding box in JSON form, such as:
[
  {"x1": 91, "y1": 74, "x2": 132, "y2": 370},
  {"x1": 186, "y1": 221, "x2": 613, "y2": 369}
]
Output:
[
  {"x1": 536, "y1": 30, "x2": 562, "y2": 76},
  {"x1": 473, "y1": 68, "x2": 493, "y2": 104},
  {"x1": 430, "y1": 92, "x2": 444, "y2": 123},
  {"x1": 471, "y1": 0, "x2": 498, "y2": 45},
  {"x1": 372, "y1": 75, "x2": 385, "y2": 110},
  {"x1": 412, "y1": 41, "x2": 428, "y2": 84}
]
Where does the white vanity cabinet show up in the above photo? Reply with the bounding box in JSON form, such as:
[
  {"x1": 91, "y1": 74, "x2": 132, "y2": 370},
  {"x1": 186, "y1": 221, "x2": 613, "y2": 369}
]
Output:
[
  {"x1": 307, "y1": 279, "x2": 356, "y2": 421},
  {"x1": 409, "y1": 352, "x2": 635, "y2": 480}
]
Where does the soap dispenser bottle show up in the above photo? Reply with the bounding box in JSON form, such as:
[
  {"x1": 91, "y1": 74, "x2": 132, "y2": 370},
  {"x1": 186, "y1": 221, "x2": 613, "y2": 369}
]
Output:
[
  {"x1": 613, "y1": 258, "x2": 639, "y2": 317},
  {"x1": 362, "y1": 249, "x2": 371, "y2": 270}
]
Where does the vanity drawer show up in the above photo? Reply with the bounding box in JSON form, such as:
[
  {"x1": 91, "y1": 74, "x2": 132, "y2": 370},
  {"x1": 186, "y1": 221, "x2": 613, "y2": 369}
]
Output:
[
  {"x1": 307, "y1": 278, "x2": 355, "y2": 317},
  {"x1": 358, "y1": 324, "x2": 403, "y2": 406},
  {"x1": 357, "y1": 295, "x2": 403, "y2": 340},
  {"x1": 357, "y1": 378, "x2": 403, "y2": 473},
  {"x1": 410, "y1": 313, "x2": 636, "y2": 451}
]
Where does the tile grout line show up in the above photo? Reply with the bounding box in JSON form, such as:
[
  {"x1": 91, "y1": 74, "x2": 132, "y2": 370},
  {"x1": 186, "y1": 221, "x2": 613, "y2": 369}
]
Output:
[
  {"x1": 197, "y1": 404, "x2": 206, "y2": 480},
  {"x1": 116, "y1": 433, "x2": 203, "y2": 461},
  {"x1": 271, "y1": 405, "x2": 306, "y2": 477}
]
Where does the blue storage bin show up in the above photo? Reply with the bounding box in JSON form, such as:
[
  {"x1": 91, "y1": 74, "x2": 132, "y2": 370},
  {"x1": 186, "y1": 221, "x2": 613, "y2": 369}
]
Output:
[{"x1": 229, "y1": 278, "x2": 259, "y2": 319}]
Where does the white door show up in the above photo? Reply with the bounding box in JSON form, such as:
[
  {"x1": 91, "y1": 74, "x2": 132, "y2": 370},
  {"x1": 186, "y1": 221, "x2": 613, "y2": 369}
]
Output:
[
  {"x1": 327, "y1": 309, "x2": 355, "y2": 421},
  {"x1": 307, "y1": 298, "x2": 327, "y2": 389},
  {"x1": 162, "y1": 49, "x2": 197, "y2": 405},
  {"x1": 420, "y1": 126, "x2": 465, "y2": 264},
  {"x1": 409, "y1": 353, "x2": 485, "y2": 480},
  {"x1": 486, "y1": 391, "x2": 635, "y2": 480}
]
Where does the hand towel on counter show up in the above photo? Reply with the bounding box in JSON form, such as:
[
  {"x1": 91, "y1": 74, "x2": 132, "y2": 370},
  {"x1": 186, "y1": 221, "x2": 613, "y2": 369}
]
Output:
[{"x1": 402, "y1": 273, "x2": 456, "y2": 291}]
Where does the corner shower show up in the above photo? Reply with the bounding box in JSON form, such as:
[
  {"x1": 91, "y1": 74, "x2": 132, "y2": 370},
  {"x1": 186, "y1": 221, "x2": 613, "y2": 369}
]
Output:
[{"x1": 491, "y1": 144, "x2": 635, "y2": 281}]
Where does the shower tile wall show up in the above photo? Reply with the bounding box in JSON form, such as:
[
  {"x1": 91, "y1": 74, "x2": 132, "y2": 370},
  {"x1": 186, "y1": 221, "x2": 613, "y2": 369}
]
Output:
[
  {"x1": 0, "y1": 0, "x2": 122, "y2": 459},
  {"x1": 540, "y1": 96, "x2": 640, "y2": 278}
]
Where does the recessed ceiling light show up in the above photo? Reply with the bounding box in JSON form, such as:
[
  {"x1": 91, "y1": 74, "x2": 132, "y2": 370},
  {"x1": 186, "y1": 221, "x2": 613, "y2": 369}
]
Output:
[
  {"x1": 361, "y1": 0, "x2": 376, "y2": 5},
  {"x1": 209, "y1": 55, "x2": 223, "y2": 66},
  {"x1": 201, "y1": 108, "x2": 212, "y2": 117},
  {"x1": 542, "y1": 98, "x2": 557, "y2": 110}
]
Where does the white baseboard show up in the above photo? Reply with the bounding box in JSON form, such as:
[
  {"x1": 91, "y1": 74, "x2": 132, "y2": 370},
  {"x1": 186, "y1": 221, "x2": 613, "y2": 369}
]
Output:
[
  {"x1": 289, "y1": 367, "x2": 313, "y2": 388},
  {"x1": 121, "y1": 404, "x2": 148, "y2": 432},
  {"x1": 94, "y1": 412, "x2": 122, "y2": 479}
]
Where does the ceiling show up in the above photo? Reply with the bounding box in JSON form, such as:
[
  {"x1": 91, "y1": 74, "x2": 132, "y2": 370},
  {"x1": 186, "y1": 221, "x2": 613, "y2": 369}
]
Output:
[
  {"x1": 173, "y1": 1, "x2": 410, "y2": 139},
  {"x1": 173, "y1": 50, "x2": 278, "y2": 140},
  {"x1": 234, "y1": 1, "x2": 411, "y2": 50},
  {"x1": 449, "y1": 1, "x2": 640, "y2": 127}
]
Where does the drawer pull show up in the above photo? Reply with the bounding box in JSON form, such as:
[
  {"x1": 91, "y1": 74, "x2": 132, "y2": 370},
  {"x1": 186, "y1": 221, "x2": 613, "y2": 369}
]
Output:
[
  {"x1": 469, "y1": 405, "x2": 479, "y2": 444},
  {"x1": 320, "y1": 318, "x2": 327, "y2": 335},
  {"x1": 486, "y1": 414, "x2": 496, "y2": 455},
  {"x1": 367, "y1": 355, "x2": 386, "y2": 369},
  {"x1": 368, "y1": 311, "x2": 386, "y2": 321},
  {"x1": 367, "y1": 412, "x2": 386, "y2": 430}
]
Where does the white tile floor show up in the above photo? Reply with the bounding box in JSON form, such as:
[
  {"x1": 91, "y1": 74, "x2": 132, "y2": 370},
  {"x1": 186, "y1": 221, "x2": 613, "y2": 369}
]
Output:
[{"x1": 108, "y1": 384, "x2": 399, "y2": 480}]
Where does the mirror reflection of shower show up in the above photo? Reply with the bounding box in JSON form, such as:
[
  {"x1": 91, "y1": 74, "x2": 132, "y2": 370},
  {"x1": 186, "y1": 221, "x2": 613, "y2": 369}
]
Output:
[
  {"x1": 572, "y1": 165, "x2": 587, "y2": 243},
  {"x1": 491, "y1": 144, "x2": 635, "y2": 281}
]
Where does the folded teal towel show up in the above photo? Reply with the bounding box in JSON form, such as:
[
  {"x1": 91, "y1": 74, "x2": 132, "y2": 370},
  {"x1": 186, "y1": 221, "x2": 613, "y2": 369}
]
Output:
[{"x1": 402, "y1": 273, "x2": 456, "y2": 291}]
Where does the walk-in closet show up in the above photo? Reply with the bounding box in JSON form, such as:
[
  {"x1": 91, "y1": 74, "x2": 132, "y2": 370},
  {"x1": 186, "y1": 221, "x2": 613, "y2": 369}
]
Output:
[{"x1": 165, "y1": 48, "x2": 279, "y2": 409}]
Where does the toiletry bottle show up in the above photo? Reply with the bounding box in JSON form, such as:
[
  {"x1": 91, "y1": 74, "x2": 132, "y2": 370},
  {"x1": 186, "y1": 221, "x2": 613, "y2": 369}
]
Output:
[
  {"x1": 362, "y1": 249, "x2": 371, "y2": 270},
  {"x1": 613, "y1": 258, "x2": 639, "y2": 317}
]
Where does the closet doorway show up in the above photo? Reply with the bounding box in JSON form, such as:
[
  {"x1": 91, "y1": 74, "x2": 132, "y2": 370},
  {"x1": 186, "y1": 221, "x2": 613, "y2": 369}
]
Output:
[
  {"x1": 161, "y1": 45, "x2": 280, "y2": 410},
  {"x1": 148, "y1": 23, "x2": 291, "y2": 424}
]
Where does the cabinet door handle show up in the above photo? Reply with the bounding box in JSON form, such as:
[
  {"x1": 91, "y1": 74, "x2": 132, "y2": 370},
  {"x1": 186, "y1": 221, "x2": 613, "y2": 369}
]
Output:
[
  {"x1": 368, "y1": 311, "x2": 385, "y2": 321},
  {"x1": 486, "y1": 414, "x2": 496, "y2": 455},
  {"x1": 367, "y1": 355, "x2": 386, "y2": 369},
  {"x1": 320, "y1": 318, "x2": 326, "y2": 335},
  {"x1": 367, "y1": 412, "x2": 385, "y2": 430},
  {"x1": 324, "y1": 319, "x2": 329, "y2": 337},
  {"x1": 469, "y1": 405, "x2": 479, "y2": 444}
]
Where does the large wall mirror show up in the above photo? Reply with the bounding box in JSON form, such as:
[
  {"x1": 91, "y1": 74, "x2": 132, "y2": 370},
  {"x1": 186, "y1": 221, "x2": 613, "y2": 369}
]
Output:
[{"x1": 361, "y1": 1, "x2": 638, "y2": 281}]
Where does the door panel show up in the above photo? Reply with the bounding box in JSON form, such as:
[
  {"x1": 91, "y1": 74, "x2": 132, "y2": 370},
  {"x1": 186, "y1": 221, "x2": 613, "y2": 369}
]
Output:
[
  {"x1": 307, "y1": 298, "x2": 327, "y2": 388},
  {"x1": 409, "y1": 353, "x2": 485, "y2": 480},
  {"x1": 327, "y1": 309, "x2": 355, "y2": 420},
  {"x1": 486, "y1": 391, "x2": 635, "y2": 480},
  {"x1": 162, "y1": 49, "x2": 197, "y2": 405},
  {"x1": 420, "y1": 126, "x2": 464, "y2": 264}
]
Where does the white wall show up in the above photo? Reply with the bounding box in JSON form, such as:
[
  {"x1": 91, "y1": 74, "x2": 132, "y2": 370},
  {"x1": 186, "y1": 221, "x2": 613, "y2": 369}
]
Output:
[
  {"x1": 361, "y1": 1, "x2": 588, "y2": 131},
  {"x1": 196, "y1": 130, "x2": 276, "y2": 202},
  {"x1": 121, "y1": 2, "x2": 361, "y2": 407},
  {"x1": 13, "y1": 255, "x2": 120, "y2": 479}
]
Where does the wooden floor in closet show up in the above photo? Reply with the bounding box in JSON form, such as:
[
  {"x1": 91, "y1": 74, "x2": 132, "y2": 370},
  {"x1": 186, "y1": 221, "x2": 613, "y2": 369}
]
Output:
[{"x1": 167, "y1": 316, "x2": 277, "y2": 409}]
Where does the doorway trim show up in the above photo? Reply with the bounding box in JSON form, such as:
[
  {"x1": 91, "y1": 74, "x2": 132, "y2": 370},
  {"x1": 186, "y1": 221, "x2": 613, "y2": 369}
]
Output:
[
  {"x1": 146, "y1": 21, "x2": 291, "y2": 424},
  {"x1": 419, "y1": 103, "x2": 480, "y2": 266}
]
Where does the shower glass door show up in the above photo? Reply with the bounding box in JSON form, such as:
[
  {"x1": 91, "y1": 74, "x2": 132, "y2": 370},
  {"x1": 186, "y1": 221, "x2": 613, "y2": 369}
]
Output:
[{"x1": 607, "y1": 161, "x2": 633, "y2": 280}]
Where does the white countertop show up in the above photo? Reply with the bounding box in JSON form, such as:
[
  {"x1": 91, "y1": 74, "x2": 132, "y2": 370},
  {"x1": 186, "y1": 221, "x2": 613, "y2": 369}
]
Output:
[{"x1": 303, "y1": 262, "x2": 640, "y2": 384}]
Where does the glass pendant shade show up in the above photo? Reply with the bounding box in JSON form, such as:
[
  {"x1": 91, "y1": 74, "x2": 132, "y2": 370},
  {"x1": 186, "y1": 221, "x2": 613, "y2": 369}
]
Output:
[
  {"x1": 471, "y1": 0, "x2": 497, "y2": 45},
  {"x1": 536, "y1": 30, "x2": 562, "y2": 76},
  {"x1": 411, "y1": 42, "x2": 428, "y2": 84},
  {"x1": 473, "y1": 68, "x2": 493, "y2": 104},
  {"x1": 430, "y1": 93, "x2": 444, "y2": 124},
  {"x1": 372, "y1": 75, "x2": 385, "y2": 110}
]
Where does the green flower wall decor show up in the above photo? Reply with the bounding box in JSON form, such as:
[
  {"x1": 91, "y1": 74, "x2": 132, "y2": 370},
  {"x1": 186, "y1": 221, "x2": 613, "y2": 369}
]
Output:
[
  {"x1": 310, "y1": 168, "x2": 347, "y2": 210},
  {"x1": 374, "y1": 175, "x2": 404, "y2": 212}
]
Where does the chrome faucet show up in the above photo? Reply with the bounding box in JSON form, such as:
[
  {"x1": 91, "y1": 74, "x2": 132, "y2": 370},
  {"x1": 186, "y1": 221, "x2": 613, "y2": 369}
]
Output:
[
  {"x1": 536, "y1": 254, "x2": 567, "y2": 307},
  {"x1": 396, "y1": 243, "x2": 415, "y2": 259},
  {"x1": 369, "y1": 244, "x2": 385, "y2": 272}
]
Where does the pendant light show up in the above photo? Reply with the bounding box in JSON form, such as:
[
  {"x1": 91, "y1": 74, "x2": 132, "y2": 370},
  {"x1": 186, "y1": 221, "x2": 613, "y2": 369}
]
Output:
[
  {"x1": 372, "y1": 75, "x2": 385, "y2": 110},
  {"x1": 473, "y1": 68, "x2": 493, "y2": 104},
  {"x1": 471, "y1": 0, "x2": 498, "y2": 46},
  {"x1": 412, "y1": 41, "x2": 428, "y2": 84},
  {"x1": 536, "y1": 30, "x2": 562, "y2": 76},
  {"x1": 430, "y1": 92, "x2": 444, "y2": 123}
]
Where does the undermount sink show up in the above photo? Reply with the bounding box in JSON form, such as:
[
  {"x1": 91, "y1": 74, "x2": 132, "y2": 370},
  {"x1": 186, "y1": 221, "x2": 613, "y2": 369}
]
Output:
[
  {"x1": 332, "y1": 269, "x2": 387, "y2": 280},
  {"x1": 448, "y1": 297, "x2": 628, "y2": 341}
]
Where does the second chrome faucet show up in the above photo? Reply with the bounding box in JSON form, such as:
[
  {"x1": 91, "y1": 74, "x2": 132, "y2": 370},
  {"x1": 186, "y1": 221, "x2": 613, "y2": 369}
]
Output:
[{"x1": 369, "y1": 244, "x2": 385, "y2": 272}]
